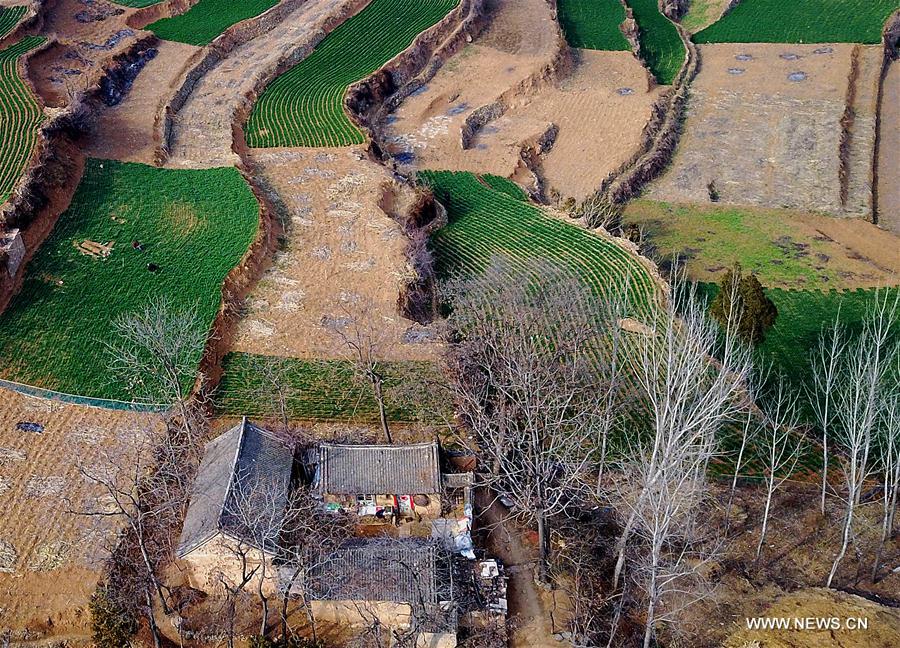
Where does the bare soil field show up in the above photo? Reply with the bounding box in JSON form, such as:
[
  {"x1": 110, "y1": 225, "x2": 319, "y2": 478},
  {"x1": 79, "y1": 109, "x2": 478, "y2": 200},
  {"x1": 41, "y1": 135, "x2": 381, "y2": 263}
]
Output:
[
  {"x1": 648, "y1": 43, "x2": 877, "y2": 216},
  {"x1": 27, "y1": 0, "x2": 142, "y2": 107},
  {"x1": 231, "y1": 147, "x2": 438, "y2": 362},
  {"x1": 84, "y1": 38, "x2": 198, "y2": 164},
  {"x1": 385, "y1": 0, "x2": 660, "y2": 201},
  {"x1": 877, "y1": 58, "x2": 900, "y2": 235},
  {"x1": 0, "y1": 387, "x2": 163, "y2": 639},
  {"x1": 165, "y1": 0, "x2": 361, "y2": 168}
]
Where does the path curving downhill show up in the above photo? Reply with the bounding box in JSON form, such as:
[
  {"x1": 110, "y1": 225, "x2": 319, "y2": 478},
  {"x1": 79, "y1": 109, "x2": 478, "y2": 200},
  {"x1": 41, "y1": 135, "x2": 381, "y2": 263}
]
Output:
[{"x1": 166, "y1": 0, "x2": 363, "y2": 168}]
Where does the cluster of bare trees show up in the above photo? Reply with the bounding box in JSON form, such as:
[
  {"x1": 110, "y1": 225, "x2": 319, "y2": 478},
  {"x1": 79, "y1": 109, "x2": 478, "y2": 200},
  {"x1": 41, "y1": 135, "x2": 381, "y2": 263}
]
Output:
[
  {"x1": 808, "y1": 292, "x2": 899, "y2": 585},
  {"x1": 443, "y1": 257, "x2": 899, "y2": 646}
]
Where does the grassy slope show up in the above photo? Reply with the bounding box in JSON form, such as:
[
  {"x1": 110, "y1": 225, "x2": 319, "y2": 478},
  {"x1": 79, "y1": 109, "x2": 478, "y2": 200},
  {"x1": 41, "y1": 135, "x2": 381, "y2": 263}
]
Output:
[
  {"x1": 246, "y1": 0, "x2": 458, "y2": 148},
  {"x1": 0, "y1": 160, "x2": 258, "y2": 401},
  {"x1": 109, "y1": 0, "x2": 163, "y2": 7},
  {"x1": 624, "y1": 0, "x2": 685, "y2": 85},
  {"x1": 0, "y1": 36, "x2": 45, "y2": 204},
  {"x1": 419, "y1": 170, "x2": 659, "y2": 315},
  {"x1": 621, "y1": 200, "x2": 898, "y2": 289},
  {"x1": 695, "y1": 0, "x2": 898, "y2": 44},
  {"x1": 147, "y1": 0, "x2": 278, "y2": 46},
  {"x1": 0, "y1": 6, "x2": 26, "y2": 39},
  {"x1": 215, "y1": 352, "x2": 449, "y2": 422},
  {"x1": 556, "y1": 0, "x2": 631, "y2": 50}
]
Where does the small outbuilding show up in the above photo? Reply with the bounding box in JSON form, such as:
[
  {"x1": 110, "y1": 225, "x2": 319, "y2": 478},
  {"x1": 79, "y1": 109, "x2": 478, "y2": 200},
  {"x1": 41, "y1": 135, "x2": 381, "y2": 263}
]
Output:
[
  {"x1": 176, "y1": 417, "x2": 294, "y2": 592},
  {"x1": 316, "y1": 441, "x2": 443, "y2": 522}
]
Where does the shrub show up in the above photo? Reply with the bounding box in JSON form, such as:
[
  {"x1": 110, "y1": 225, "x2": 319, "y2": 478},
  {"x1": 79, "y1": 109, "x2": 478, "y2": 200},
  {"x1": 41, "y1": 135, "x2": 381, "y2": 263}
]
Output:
[
  {"x1": 710, "y1": 262, "x2": 778, "y2": 344},
  {"x1": 89, "y1": 585, "x2": 138, "y2": 648}
]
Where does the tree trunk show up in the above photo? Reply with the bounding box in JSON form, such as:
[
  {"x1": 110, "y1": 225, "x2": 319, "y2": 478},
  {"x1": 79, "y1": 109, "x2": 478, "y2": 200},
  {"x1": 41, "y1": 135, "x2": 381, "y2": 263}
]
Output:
[
  {"x1": 537, "y1": 513, "x2": 550, "y2": 582},
  {"x1": 828, "y1": 503, "x2": 855, "y2": 587},
  {"x1": 821, "y1": 433, "x2": 829, "y2": 516},
  {"x1": 144, "y1": 587, "x2": 162, "y2": 648},
  {"x1": 373, "y1": 376, "x2": 392, "y2": 443},
  {"x1": 756, "y1": 485, "x2": 773, "y2": 560}
]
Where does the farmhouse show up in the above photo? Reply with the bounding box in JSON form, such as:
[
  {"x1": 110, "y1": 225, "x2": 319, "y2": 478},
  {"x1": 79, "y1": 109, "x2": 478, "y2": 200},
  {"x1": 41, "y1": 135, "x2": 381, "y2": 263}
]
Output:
[
  {"x1": 176, "y1": 418, "x2": 294, "y2": 592},
  {"x1": 315, "y1": 441, "x2": 444, "y2": 522}
]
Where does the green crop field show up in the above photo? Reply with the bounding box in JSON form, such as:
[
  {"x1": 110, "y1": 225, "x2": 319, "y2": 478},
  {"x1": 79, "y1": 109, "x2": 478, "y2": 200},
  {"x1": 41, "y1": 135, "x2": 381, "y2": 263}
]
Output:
[
  {"x1": 0, "y1": 36, "x2": 45, "y2": 205},
  {"x1": 146, "y1": 0, "x2": 278, "y2": 46},
  {"x1": 109, "y1": 0, "x2": 163, "y2": 8},
  {"x1": 0, "y1": 6, "x2": 26, "y2": 39},
  {"x1": 625, "y1": 0, "x2": 685, "y2": 85},
  {"x1": 246, "y1": 0, "x2": 458, "y2": 148},
  {"x1": 694, "y1": 0, "x2": 898, "y2": 44},
  {"x1": 215, "y1": 352, "x2": 450, "y2": 422},
  {"x1": 419, "y1": 171, "x2": 659, "y2": 315},
  {"x1": 480, "y1": 174, "x2": 528, "y2": 202},
  {"x1": 556, "y1": 0, "x2": 631, "y2": 50},
  {"x1": 0, "y1": 160, "x2": 258, "y2": 401}
]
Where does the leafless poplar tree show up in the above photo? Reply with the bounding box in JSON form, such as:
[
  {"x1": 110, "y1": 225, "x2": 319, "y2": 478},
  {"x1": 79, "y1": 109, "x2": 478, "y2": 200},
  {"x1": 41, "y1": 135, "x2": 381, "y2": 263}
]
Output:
[
  {"x1": 825, "y1": 292, "x2": 898, "y2": 587},
  {"x1": 610, "y1": 278, "x2": 753, "y2": 590},
  {"x1": 105, "y1": 296, "x2": 210, "y2": 443},
  {"x1": 444, "y1": 258, "x2": 616, "y2": 579},
  {"x1": 873, "y1": 391, "x2": 900, "y2": 582},
  {"x1": 754, "y1": 377, "x2": 805, "y2": 560},
  {"x1": 809, "y1": 316, "x2": 847, "y2": 516}
]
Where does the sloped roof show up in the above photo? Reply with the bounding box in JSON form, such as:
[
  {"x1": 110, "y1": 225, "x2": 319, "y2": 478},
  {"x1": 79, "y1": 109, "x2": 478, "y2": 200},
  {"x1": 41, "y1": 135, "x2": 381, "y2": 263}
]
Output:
[
  {"x1": 319, "y1": 441, "x2": 441, "y2": 495},
  {"x1": 177, "y1": 419, "x2": 294, "y2": 558}
]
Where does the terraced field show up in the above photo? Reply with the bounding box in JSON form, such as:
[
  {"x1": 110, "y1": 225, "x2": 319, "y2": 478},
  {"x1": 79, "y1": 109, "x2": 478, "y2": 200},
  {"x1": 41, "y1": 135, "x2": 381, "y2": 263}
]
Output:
[
  {"x1": 0, "y1": 160, "x2": 259, "y2": 401},
  {"x1": 695, "y1": 0, "x2": 898, "y2": 44},
  {"x1": 625, "y1": 0, "x2": 684, "y2": 85},
  {"x1": 110, "y1": 0, "x2": 163, "y2": 7},
  {"x1": 215, "y1": 352, "x2": 449, "y2": 422},
  {"x1": 419, "y1": 171, "x2": 659, "y2": 315},
  {"x1": 0, "y1": 36, "x2": 45, "y2": 204},
  {"x1": 147, "y1": 0, "x2": 278, "y2": 46},
  {"x1": 556, "y1": 0, "x2": 630, "y2": 50},
  {"x1": 246, "y1": 0, "x2": 458, "y2": 148},
  {"x1": 0, "y1": 5, "x2": 26, "y2": 40}
]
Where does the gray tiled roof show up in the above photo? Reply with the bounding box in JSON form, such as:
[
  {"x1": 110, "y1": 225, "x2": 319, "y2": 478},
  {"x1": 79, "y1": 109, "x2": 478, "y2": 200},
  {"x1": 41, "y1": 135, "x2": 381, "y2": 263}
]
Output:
[
  {"x1": 319, "y1": 441, "x2": 441, "y2": 495},
  {"x1": 299, "y1": 539, "x2": 446, "y2": 605},
  {"x1": 177, "y1": 419, "x2": 294, "y2": 558}
]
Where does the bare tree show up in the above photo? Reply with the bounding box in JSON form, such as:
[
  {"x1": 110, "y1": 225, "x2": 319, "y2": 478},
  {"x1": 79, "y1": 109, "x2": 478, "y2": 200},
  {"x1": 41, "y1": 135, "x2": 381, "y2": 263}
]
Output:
[
  {"x1": 75, "y1": 423, "x2": 189, "y2": 648},
  {"x1": 809, "y1": 316, "x2": 847, "y2": 516},
  {"x1": 754, "y1": 376, "x2": 805, "y2": 560},
  {"x1": 610, "y1": 278, "x2": 753, "y2": 590},
  {"x1": 324, "y1": 299, "x2": 394, "y2": 442},
  {"x1": 825, "y1": 292, "x2": 898, "y2": 587},
  {"x1": 444, "y1": 258, "x2": 616, "y2": 578},
  {"x1": 872, "y1": 388, "x2": 900, "y2": 582},
  {"x1": 105, "y1": 296, "x2": 210, "y2": 443},
  {"x1": 244, "y1": 354, "x2": 300, "y2": 433}
]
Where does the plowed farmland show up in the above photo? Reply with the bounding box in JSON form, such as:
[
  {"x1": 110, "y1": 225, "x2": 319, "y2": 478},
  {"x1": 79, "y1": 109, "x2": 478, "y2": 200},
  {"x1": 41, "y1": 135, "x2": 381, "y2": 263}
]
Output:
[
  {"x1": 147, "y1": 0, "x2": 278, "y2": 46},
  {"x1": 0, "y1": 36, "x2": 45, "y2": 204},
  {"x1": 419, "y1": 171, "x2": 659, "y2": 315},
  {"x1": 557, "y1": 0, "x2": 630, "y2": 50},
  {"x1": 246, "y1": 0, "x2": 458, "y2": 148},
  {"x1": 0, "y1": 160, "x2": 259, "y2": 401},
  {"x1": 694, "y1": 0, "x2": 898, "y2": 44},
  {"x1": 0, "y1": 5, "x2": 25, "y2": 39}
]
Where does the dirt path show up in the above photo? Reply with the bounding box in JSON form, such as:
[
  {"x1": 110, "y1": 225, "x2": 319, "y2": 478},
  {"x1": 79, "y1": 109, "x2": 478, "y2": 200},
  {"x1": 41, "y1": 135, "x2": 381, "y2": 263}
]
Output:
[
  {"x1": 876, "y1": 58, "x2": 900, "y2": 235},
  {"x1": 84, "y1": 39, "x2": 198, "y2": 164},
  {"x1": 477, "y1": 491, "x2": 559, "y2": 647},
  {"x1": 166, "y1": 0, "x2": 362, "y2": 169}
]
